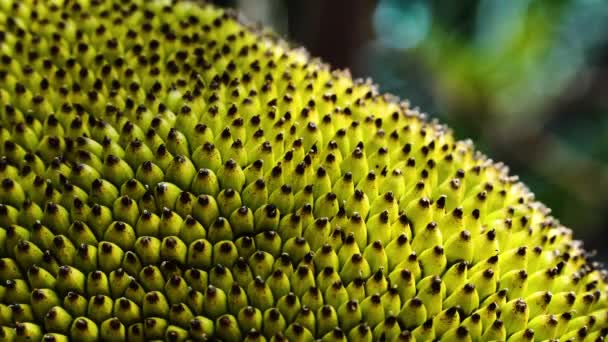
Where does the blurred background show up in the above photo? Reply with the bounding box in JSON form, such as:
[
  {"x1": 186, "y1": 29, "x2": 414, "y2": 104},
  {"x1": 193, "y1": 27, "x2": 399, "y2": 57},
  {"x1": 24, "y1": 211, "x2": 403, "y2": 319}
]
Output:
[{"x1": 212, "y1": 0, "x2": 608, "y2": 261}]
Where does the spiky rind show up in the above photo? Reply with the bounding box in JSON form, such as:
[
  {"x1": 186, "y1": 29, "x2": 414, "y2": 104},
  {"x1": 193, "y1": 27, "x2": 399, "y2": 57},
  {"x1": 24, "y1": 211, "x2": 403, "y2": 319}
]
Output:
[{"x1": 0, "y1": 0, "x2": 606, "y2": 340}]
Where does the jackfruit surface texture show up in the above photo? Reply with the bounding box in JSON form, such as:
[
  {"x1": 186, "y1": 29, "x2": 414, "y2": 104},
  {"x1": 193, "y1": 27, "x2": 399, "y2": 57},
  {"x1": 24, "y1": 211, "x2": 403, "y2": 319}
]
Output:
[{"x1": 0, "y1": 0, "x2": 606, "y2": 341}]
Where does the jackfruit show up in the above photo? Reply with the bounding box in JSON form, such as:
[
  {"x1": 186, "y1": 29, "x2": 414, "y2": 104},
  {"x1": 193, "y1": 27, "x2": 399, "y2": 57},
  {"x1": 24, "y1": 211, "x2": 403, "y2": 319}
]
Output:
[{"x1": 0, "y1": 0, "x2": 606, "y2": 341}]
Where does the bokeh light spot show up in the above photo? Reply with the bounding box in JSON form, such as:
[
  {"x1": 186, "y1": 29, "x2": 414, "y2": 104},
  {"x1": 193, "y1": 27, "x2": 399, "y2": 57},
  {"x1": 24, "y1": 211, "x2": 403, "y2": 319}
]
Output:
[{"x1": 373, "y1": 0, "x2": 430, "y2": 50}]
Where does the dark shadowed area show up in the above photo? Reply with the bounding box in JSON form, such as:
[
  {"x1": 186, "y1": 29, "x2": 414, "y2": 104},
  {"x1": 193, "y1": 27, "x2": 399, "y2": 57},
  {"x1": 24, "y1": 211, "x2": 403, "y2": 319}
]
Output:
[{"x1": 212, "y1": 0, "x2": 608, "y2": 262}]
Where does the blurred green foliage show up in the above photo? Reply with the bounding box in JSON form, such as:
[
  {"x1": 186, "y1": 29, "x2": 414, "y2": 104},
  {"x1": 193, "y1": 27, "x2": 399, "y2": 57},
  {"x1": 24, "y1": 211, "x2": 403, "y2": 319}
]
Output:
[{"x1": 216, "y1": 0, "x2": 608, "y2": 260}]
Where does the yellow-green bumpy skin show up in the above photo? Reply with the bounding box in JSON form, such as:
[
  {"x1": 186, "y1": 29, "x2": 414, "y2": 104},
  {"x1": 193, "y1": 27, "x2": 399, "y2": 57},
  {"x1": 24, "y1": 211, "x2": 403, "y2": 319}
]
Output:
[{"x1": 0, "y1": 0, "x2": 606, "y2": 341}]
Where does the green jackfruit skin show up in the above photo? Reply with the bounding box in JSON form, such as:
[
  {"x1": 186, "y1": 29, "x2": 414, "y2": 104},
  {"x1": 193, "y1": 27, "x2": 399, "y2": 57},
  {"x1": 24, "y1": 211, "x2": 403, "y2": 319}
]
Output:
[{"x1": 0, "y1": 0, "x2": 606, "y2": 341}]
